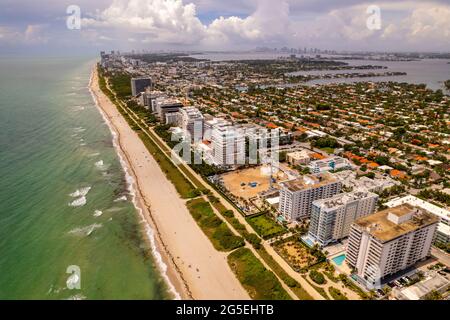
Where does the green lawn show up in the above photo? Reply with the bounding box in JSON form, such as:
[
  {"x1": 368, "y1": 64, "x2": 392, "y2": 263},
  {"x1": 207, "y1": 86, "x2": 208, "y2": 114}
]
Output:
[
  {"x1": 186, "y1": 199, "x2": 244, "y2": 251},
  {"x1": 320, "y1": 147, "x2": 335, "y2": 155},
  {"x1": 246, "y1": 214, "x2": 286, "y2": 239},
  {"x1": 256, "y1": 247, "x2": 313, "y2": 300},
  {"x1": 227, "y1": 248, "x2": 291, "y2": 300}
]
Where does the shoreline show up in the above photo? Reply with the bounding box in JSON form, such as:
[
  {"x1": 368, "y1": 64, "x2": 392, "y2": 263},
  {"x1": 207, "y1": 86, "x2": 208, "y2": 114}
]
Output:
[
  {"x1": 88, "y1": 69, "x2": 187, "y2": 299},
  {"x1": 89, "y1": 66, "x2": 249, "y2": 300}
]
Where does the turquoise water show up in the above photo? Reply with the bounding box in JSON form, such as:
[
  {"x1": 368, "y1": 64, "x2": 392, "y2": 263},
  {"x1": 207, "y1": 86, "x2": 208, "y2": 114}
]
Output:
[
  {"x1": 0, "y1": 57, "x2": 172, "y2": 299},
  {"x1": 331, "y1": 254, "x2": 346, "y2": 266}
]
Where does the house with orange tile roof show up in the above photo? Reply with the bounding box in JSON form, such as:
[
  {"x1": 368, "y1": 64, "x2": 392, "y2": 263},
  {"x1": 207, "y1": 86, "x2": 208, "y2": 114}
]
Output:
[
  {"x1": 310, "y1": 153, "x2": 326, "y2": 160},
  {"x1": 390, "y1": 169, "x2": 407, "y2": 180},
  {"x1": 414, "y1": 155, "x2": 428, "y2": 162},
  {"x1": 367, "y1": 162, "x2": 379, "y2": 169}
]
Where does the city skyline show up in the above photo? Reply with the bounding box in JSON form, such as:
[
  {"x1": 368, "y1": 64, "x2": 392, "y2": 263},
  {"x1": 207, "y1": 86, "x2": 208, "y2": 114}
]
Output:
[{"x1": 1, "y1": 0, "x2": 450, "y2": 55}]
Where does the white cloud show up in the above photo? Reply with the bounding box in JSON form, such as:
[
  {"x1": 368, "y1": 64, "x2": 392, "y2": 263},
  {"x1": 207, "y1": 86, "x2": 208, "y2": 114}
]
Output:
[
  {"x1": 206, "y1": 0, "x2": 290, "y2": 45},
  {"x1": 3, "y1": 0, "x2": 447, "y2": 51},
  {"x1": 82, "y1": 0, "x2": 206, "y2": 45},
  {"x1": 0, "y1": 24, "x2": 49, "y2": 45},
  {"x1": 81, "y1": 0, "x2": 292, "y2": 48}
]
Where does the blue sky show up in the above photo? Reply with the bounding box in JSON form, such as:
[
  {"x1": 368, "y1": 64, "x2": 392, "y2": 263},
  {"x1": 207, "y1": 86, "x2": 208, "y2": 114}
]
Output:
[{"x1": 1, "y1": 0, "x2": 450, "y2": 55}]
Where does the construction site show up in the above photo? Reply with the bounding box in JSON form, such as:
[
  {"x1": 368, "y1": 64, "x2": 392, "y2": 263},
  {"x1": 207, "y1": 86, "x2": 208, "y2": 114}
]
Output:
[{"x1": 216, "y1": 165, "x2": 289, "y2": 215}]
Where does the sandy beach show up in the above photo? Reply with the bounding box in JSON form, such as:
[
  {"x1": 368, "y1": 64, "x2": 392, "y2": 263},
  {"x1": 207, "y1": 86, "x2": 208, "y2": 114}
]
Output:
[{"x1": 89, "y1": 67, "x2": 249, "y2": 300}]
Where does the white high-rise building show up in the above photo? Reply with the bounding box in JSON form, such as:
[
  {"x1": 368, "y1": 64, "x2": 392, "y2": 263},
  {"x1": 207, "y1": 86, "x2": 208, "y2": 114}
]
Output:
[
  {"x1": 179, "y1": 107, "x2": 204, "y2": 142},
  {"x1": 211, "y1": 120, "x2": 245, "y2": 167},
  {"x1": 346, "y1": 204, "x2": 439, "y2": 288},
  {"x1": 308, "y1": 190, "x2": 378, "y2": 246},
  {"x1": 279, "y1": 173, "x2": 342, "y2": 221},
  {"x1": 155, "y1": 98, "x2": 183, "y2": 123}
]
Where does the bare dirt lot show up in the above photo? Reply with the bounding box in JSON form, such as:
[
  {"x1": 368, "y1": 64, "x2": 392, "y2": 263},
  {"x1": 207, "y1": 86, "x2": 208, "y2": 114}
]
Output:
[{"x1": 220, "y1": 166, "x2": 287, "y2": 200}]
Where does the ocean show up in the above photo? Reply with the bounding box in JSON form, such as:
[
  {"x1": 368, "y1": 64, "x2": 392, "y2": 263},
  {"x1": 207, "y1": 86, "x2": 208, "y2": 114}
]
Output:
[{"x1": 0, "y1": 57, "x2": 173, "y2": 299}]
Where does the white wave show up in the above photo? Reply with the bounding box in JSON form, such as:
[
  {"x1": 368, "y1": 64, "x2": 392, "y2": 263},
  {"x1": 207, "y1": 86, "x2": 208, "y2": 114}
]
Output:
[
  {"x1": 95, "y1": 160, "x2": 104, "y2": 168},
  {"x1": 68, "y1": 196, "x2": 86, "y2": 207},
  {"x1": 70, "y1": 187, "x2": 91, "y2": 198},
  {"x1": 66, "y1": 294, "x2": 86, "y2": 300},
  {"x1": 93, "y1": 210, "x2": 103, "y2": 217},
  {"x1": 73, "y1": 127, "x2": 86, "y2": 133},
  {"x1": 69, "y1": 223, "x2": 102, "y2": 237},
  {"x1": 105, "y1": 207, "x2": 123, "y2": 212},
  {"x1": 72, "y1": 105, "x2": 85, "y2": 112},
  {"x1": 113, "y1": 195, "x2": 127, "y2": 202},
  {"x1": 87, "y1": 152, "x2": 100, "y2": 157},
  {"x1": 89, "y1": 69, "x2": 180, "y2": 300},
  {"x1": 66, "y1": 273, "x2": 80, "y2": 288}
]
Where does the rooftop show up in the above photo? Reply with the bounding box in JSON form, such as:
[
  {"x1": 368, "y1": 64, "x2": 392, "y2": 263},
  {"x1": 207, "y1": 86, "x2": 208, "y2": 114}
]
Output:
[
  {"x1": 281, "y1": 172, "x2": 339, "y2": 192},
  {"x1": 287, "y1": 150, "x2": 311, "y2": 159},
  {"x1": 313, "y1": 190, "x2": 377, "y2": 210},
  {"x1": 385, "y1": 195, "x2": 450, "y2": 221},
  {"x1": 354, "y1": 204, "x2": 439, "y2": 242}
]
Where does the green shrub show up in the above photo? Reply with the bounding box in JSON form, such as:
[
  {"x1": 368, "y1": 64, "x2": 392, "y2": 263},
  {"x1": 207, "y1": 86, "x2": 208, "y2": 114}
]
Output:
[
  {"x1": 186, "y1": 199, "x2": 244, "y2": 251},
  {"x1": 227, "y1": 248, "x2": 291, "y2": 300},
  {"x1": 310, "y1": 270, "x2": 326, "y2": 285},
  {"x1": 328, "y1": 287, "x2": 348, "y2": 300},
  {"x1": 222, "y1": 210, "x2": 234, "y2": 218}
]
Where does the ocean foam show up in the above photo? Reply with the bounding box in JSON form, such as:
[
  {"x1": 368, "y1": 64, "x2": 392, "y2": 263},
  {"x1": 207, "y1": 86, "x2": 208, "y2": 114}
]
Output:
[
  {"x1": 69, "y1": 223, "x2": 102, "y2": 236},
  {"x1": 66, "y1": 294, "x2": 87, "y2": 300},
  {"x1": 87, "y1": 152, "x2": 100, "y2": 157},
  {"x1": 68, "y1": 196, "x2": 86, "y2": 207},
  {"x1": 89, "y1": 69, "x2": 180, "y2": 300},
  {"x1": 105, "y1": 207, "x2": 123, "y2": 213},
  {"x1": 93, "y1": 210, "x2": 103, "y2": 217},
  {"x1": 113, "y1": 195, "x2": 127, "y2": 202},
  {"x1": 70, "y1": 187, "x2": 91, "y2": 198},
  {"x1": 95, "y1": 160, "x2": 104, "y2": 168},
  {"x1": 73, "y1": 127, "x2": 86, "y2": 133}
]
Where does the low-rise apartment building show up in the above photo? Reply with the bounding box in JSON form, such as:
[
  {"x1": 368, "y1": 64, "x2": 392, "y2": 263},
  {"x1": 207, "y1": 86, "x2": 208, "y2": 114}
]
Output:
[{"x1": 308, "y1": 156, "x2": 352, "y2": 174}]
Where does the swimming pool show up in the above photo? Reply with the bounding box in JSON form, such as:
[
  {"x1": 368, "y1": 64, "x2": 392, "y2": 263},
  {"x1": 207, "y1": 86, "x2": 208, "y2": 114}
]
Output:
[
  {"x1": 301, "y1": 236, "x2": 314, "y2": 247},
  {"x1": 331, "y1": 254, "x2": 346, "y2": 266}
]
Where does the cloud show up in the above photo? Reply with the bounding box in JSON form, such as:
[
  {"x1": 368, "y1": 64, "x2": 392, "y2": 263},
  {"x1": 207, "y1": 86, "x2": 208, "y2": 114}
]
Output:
[
  {"x1": 1, "y1": 0, "x2": 450, "y2": 52},
  {"x1": 82, "y1": 0, "x2": 206, "y2": 45},
  {"x1": 0, "y1": 24, "x2": 49, "y2": 45},
  {"x1": 206, "y1": 0, "x2": 290, "y2": 45},
  {"x1": 80, "y1": 0, "x2": 293, "y2": 48}
]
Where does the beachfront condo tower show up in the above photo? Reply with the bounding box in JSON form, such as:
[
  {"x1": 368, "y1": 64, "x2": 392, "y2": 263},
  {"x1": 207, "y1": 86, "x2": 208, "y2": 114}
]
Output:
[
  {"x1": 346, "y1": 204, "x2": 439, "y2": 288},
  {"x1": 308, "y1": 190, "x2": 378, "y2": 246},
  {"x1": 179, "y1": 107, "x2": 204, "y2": 142},
  {"x1": 279, "y1": 173, "x2": 342, "y2": 221}
]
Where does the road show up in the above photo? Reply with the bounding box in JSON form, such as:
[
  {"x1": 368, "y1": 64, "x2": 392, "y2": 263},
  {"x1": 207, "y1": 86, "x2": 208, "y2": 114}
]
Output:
[{"x1": 431, "y1": 247, "x2": 450, "y2": 267}]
